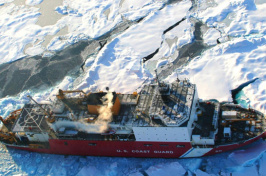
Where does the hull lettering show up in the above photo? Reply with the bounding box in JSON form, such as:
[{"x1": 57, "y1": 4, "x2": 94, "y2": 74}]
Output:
[
  {"x1": 132, "y1": 150, "x2": 150, "y2": 154},
  {"x1": 154, "y1": 150, "x2": 174, "y2": 154}
]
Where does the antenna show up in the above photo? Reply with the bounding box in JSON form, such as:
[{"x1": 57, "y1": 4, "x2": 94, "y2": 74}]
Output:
[
  {"x1": 27, "y1": 95, "x2": 49, "y2": 116},
  {"x1": 154, "y1": 69, "x2": 161, "y2": 86}
]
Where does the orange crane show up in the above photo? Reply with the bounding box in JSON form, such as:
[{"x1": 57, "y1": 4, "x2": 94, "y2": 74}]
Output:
[
  {"x1": 0, "y1": 116, "x2": 7, "y2": 124},
  {"x1": 56, "y1": 89, "x2": 86, "y2": 100},
  {"x1": 0, "y1": 109, "x2": 22, "y2": 125},
  {"x1": 0, "y1": 131, "x2": 17, "y2": 143}
]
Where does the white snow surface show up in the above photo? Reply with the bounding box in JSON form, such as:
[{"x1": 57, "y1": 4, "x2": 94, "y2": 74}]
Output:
[
  {"x1": 145, "y1": 18, "x2": 193, "y2": 70},
  {"x1": 194, "y1": 0, "x2": 266, "y2": 37},
  {"x1": 175, "y1": 0, "x2": 266, "y2": 113},
  {"x1": 76, "y1": 0, "x2": 192, "y2": 93},
  {"x1": 183, "y1": 0, "x2": 266, "y2": 112},
  {"x1": 203, "y1": 28, "x2": 221, "y2": 45},
  {"x1": 0, "y1": 0, "x2": 165, "y2": 64},
  {"x1": 119, "y1": 0, "x2": 164, "y2": 21},
  {"x1": 178, "y1": 36, "x2": 266, "y2": 113},
  {"x1": 145, "y1": 162, "x2": 186, "y2": 176},
  {"x1": 0, "y1": 3, "x2": 40, "y2": 64},
  {"x1": 25, "y1": 0, "x2": 43, "y2": 6}
]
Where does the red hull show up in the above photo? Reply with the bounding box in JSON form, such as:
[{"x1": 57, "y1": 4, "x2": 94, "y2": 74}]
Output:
[
  {"x1": 204, "y1": 131, "x2": 266, "y2": 156},
  {"x1": 7, "y1": 132, "x2": 266, "y2": 158},
  {"x1": 7, "y1": 140, "x2": 192, "y2": 158}
]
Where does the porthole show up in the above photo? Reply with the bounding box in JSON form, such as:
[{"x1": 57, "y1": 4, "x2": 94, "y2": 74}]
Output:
[
  {"x1": 160, "y1": 144, "x2": 168, "y2": 147},
  {"x1": 176, "y1": 145, "x2": 185, "y2": 148}
]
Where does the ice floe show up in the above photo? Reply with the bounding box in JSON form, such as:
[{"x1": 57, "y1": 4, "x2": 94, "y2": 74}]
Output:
[
  {"x1": 25, "y1": 0, "x2": 43, "y2": 6},
  {"x1": 179, "y1": 36, "x2": 266, "y2": 113},
  {"x1": 203, "y1": 28, "x2": 221, "y2": 45},
  {"x1": 145, "y1": 162, "x2": 186, "y2": 176},
  {"x1": 119, "y1": 0, "x2": 164, "y2": 21},
  {"x1": 76, "y1": 0, "x2": 192, "y2": 93},
  {"x1": 0, "y1": 0, "x2": 167, "y2": 64},
  {"x1": 0, "y1": 4, "x2": 41, "y2": 64}
]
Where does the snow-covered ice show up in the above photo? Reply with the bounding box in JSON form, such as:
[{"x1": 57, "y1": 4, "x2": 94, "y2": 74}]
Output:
[
  {"x1": 227, "y1": 141, "x2": 266, "y2": 170},
  {"x1": 25, "y1": 0, "x2": 43, "y2": 6},
  {"x1": 0, "y1": 3, "x2": 41, "y2": 64},
  {"x1": 178, "y1": 37, "x2": 266, "y2": 113},
  {"x1": 0, "y1": 0, "x2": 166, "y2": 64},
  {"x1": 119, "y1": 0, "x2": 164, "y2": 21},
  {"x1": 203, "y1": 28, "x2": 221, "y2": 45},
  {"x1": 145, "y1": 162, "x2": 186, "y2": 176},
  {"x1": 0, "y1": 0, "x2": 265, "y2": 175},
  {"x1": 194, "y1": 169, "x2": 214, "y2": 176},
  {"x1": 76, "y1": 0, "x2": 192, "y2": 93}
]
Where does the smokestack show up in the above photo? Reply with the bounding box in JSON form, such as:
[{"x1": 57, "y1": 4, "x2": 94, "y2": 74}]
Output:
[
  {"x1": 49, "y1": 92, "x2": 115, "y2": 134},
  {"x1": 95, "y1": 92, "x2": 114, "y2": 132}
]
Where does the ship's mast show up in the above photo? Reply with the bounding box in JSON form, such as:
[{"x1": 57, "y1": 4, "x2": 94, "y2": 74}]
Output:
[
  {"x1": 154, "y1": 69, "x2": 169, "y2": 94},
  {"x1": 154, "y1": 69, "x2": 160, "y2": 86},
  {"x1": 27, "y1": 95, "x2": 49, "y2": 116},
  {"x1": 23, "y1": 96, "x2": 57, "y2": 139}
]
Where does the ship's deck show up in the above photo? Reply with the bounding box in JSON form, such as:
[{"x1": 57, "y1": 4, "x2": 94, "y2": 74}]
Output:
[
  {"x1": 50, "y1": 80, "x2": 197, "y2": 141},
  {"x1": 216, "y1": 104, "x2": 265, "y2": 145},
  {"x1": 12, "y1": 104, "x2": 50, "y2": 133},
  {"x1": 192, "y1": 102, "x2": 215, "y2": 137}
]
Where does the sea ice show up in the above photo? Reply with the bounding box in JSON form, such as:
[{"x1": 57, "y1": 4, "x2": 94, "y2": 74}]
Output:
[
  {"x1": 24, "y1": 43, "x2": 45, "y2": 56},
  {"x1": 194, "y1": 0, "x2": 266, "y2": 38},
  {"x1": 178, "y1": 37, "x2": 266, "y2": 113},
  {"x1": 0, "y1": 0, "x2": 265, "y2": 175},
  {"x1": 119, "y1": 0, "x2": 164, "y2": 21},
  {"x1": 231, "y1": 165, "x2": 259, "y2": 176},
  {"x1": 76, "y1": 0, "x2": 192, "y2": 93},
  {"x1": 0, "y1": 0, "x2": 171, "y2": 65},
  {"x1": 203, "y1": 28, "x2": 221, "y2": 45},
  {"x1": 258, "y1": 152, "x2": 266, "y2": 176},
  {"x1": 76, "y1": 166, "x2": 101, "y2": 176},
  {"x1": 194, "y1": 169, "x2": 214, "y2": 176},
  {"x1": 227, "y1": 141, "x2": 266, "y2": 168},
  {"x1": 145, "y1": 162, "x2": 186, "y2": 176},
  {"x1": 0, "y1": 0, "x2": 13, "y2": 5},
  {"x1": 0, "y1": 4, "x2": 40, "y2": 64},
  {"x1": 183, "y1": 158, "x2": 203, "y2": 173},
  {"x1": 25, "y1": 0, "x2": 43, "y2": 6},
  {"x1": 128, "y1": 172, "x2": 144, "y2": 176}
]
